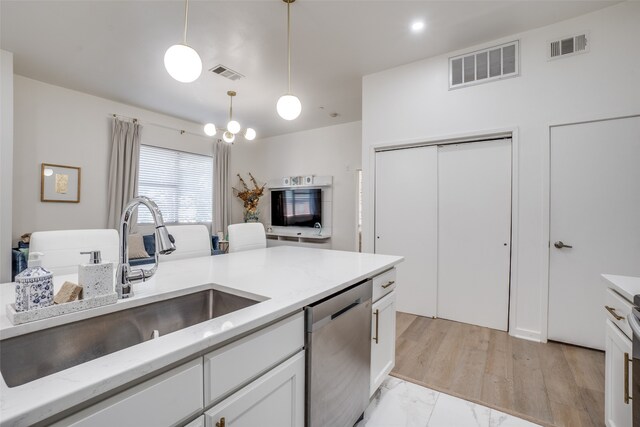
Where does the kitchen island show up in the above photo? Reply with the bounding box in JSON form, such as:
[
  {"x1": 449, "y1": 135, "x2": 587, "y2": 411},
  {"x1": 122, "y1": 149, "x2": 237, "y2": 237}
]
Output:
[{"x1": 0, "y1": 246, "x2": 402, "y2": 426}]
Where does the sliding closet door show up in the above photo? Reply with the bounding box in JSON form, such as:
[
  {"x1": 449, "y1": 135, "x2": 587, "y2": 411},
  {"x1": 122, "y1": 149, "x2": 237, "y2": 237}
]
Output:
[
  {"x1": 375, "y1": 146, "x2": 438, "y2": 318},
  {"x1": 437, "y1": 140, "x2": 512, "y2": 331}
]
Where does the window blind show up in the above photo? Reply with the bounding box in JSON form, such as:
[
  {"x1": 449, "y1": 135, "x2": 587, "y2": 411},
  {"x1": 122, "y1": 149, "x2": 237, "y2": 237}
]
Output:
[{"x1": 138, "y1": 145, "x2": 213, "y2": 224}]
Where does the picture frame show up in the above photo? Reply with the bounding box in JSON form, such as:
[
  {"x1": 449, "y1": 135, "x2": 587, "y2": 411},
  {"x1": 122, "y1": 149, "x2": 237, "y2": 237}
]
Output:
[{"x1": 40, "y1": 163, "x2": 81, "y2": 203}]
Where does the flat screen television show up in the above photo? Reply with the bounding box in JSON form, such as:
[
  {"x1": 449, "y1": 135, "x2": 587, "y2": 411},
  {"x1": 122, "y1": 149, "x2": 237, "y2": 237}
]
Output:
[{"x1": 271, "y1": 188, "x2": 322, "y2": 227}]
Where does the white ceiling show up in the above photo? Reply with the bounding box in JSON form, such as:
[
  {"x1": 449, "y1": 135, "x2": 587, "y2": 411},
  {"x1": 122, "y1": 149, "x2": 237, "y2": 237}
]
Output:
[{"x1": 1, "y1": 0, "x2": 618, "y2": 138}]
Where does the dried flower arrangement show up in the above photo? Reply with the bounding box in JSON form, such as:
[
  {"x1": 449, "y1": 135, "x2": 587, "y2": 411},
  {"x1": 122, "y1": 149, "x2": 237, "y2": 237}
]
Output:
[{"x1": 233, "y1": 173, "x2": 265, "y2": 222}]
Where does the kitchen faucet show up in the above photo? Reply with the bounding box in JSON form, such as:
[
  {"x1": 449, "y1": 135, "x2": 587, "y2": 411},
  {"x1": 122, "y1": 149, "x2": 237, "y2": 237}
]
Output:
[{"x1": 116, "y1": 196, "x2": 176, "y2": 298}]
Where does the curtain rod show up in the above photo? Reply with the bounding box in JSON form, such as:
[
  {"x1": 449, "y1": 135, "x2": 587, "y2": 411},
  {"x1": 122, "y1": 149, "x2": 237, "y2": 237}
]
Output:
[{"x1": 111, "y1": 113, "x2": 217, "y2": 141}]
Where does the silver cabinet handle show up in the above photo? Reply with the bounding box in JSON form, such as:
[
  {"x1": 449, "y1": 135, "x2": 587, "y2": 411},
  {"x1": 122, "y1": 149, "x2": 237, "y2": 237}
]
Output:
[{"x1": 554, "y1": 241, "x2": 573, "y2": 249}]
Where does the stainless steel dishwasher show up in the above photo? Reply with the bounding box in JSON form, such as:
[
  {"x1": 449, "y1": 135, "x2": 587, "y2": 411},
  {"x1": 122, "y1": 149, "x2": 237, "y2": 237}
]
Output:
[{"x1": 306, "y1": 279, "x2": 372, "y2": 427}]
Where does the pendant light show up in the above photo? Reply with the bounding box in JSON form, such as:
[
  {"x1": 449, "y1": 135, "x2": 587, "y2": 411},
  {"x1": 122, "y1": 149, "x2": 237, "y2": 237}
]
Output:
[
  {"x1": 164, "y1": 0, "x2": 202, "y2": 83},
  {"x1": 276, "y1": 0, "x2": 302, "y2": 121},
  {"x1": 205, "y1": 90, "x2": 257, "y2": 142}
]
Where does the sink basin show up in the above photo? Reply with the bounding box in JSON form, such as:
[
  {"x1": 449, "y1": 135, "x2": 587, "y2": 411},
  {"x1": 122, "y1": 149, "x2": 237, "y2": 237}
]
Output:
[{"x1": 0, "y1": 289, "x2": 260, "y2": 387}]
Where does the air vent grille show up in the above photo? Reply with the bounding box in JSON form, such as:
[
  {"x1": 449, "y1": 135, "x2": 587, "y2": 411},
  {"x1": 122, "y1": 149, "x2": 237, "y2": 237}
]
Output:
[
  {"x1": 548, "y1": 33, "x2": 589, "y2": 60},
  {"x1": 209, "y1": 65, "x2": 244, "y2": 81},
  {"x1": 449, "y1": 41, "x2": 519, "y2": 90}
]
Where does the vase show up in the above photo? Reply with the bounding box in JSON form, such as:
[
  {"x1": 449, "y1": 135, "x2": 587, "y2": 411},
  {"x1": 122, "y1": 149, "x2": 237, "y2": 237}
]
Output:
[{"x1": 244, "y1": 209, "x2": 259, "y2": 223}]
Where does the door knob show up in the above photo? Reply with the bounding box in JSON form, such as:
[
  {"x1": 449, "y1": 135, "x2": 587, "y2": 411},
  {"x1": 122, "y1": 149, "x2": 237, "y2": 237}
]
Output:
[{"x1": 554, "y1": 241, "x2": 573, "y2": 249}]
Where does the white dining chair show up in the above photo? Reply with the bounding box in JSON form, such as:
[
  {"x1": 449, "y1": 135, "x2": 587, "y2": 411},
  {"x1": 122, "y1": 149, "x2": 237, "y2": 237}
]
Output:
[
  {"x1": 228, "y1": 223, "x2": 267, "y2": 253},
  {"x1": 159, "y1": 224, "x2": 211, "y2": 261},
  {"x1": 29, "y1": 229, "x2": 119, "y2": 276}
]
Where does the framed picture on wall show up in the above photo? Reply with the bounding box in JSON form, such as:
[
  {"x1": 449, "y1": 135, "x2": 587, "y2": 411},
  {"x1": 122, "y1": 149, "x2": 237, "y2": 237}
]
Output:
[{"x1": 40, "y1": 163, "x2": 81, "y2": 203}]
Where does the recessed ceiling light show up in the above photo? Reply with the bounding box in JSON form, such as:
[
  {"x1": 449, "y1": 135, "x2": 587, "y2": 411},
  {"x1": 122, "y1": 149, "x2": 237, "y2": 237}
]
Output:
[{"x1": 411, "y1": 21, "x2": 425, "y2": 32}]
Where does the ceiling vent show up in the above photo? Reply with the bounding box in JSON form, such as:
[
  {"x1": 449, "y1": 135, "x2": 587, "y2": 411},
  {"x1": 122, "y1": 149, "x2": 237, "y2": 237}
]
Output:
[
  {"x1": 548, "y1": 33, "x2": 589, "y2": 60},
  {"x1": 449, "y1": 40, "x2": 519, "y2": 90},
  {"x1": 209, "y1": 65, "x2": 244, "y2": 81}
]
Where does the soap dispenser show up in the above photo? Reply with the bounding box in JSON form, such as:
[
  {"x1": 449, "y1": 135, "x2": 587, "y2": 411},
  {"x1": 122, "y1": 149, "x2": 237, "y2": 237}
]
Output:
[
  {"x1": 78, "y1": 251, "x2": 114, "y2": 299},
  {"x1": 15, "y1": 252, "x2": 54, "y2": 312}
]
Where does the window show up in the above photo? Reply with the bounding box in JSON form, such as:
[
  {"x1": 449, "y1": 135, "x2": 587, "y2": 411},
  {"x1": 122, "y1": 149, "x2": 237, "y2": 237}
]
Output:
[{"x1": 137, "y1": 145, "x2": 213, "y2": 224}]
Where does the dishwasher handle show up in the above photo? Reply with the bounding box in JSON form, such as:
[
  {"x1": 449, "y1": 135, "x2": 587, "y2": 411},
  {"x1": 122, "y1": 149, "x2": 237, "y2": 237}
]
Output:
[{"x1": 306, "y1": 280, "x2": 372, "y2": 331}]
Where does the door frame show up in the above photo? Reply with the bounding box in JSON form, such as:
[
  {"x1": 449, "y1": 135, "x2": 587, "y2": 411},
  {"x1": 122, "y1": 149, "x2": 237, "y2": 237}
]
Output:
[
  {"x1": 542, "y1": 114, "x2": 640, "y2": 343},
  {"x1": 366, "y1": 126, "x2": 520, "y2": 335}
]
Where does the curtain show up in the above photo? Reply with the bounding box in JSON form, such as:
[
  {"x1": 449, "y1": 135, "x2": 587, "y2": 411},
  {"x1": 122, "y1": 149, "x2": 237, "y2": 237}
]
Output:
[
  {"x1": 213, "y1": 141, "x2": 230, "y2": 235},
  {"x1": 107, "y1": 118, "x2": 142, "y2": 229}
]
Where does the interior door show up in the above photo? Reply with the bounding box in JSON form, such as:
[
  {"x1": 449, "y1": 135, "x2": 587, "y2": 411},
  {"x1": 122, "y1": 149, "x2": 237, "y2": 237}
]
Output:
[
  {"x1": 548, "y1": 116, "x2": 640, "y2": 350},
  {"x1": 437, "y1": 139, "x2": 512, "y2": 331},
  {"x1": 375, "y1": 146, "x2": 438, "y2": 317}
]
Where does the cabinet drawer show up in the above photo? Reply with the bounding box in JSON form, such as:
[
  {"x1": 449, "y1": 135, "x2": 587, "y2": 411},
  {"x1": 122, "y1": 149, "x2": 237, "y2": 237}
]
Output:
[
  {"x1": 372, "y1": 268, "x2": 396, "y2": 303},
  {"x1": 204, "y1": 311, "x2": 304, "y2": 406},
  {"x1": 184, "y1": 415, "x2": 205, "y2": 427},
  {"x1": 605, "y1": 288, "x2": 633, "y2": 340},
  {"x1": 54, "y1": 358, "x2": 203, "y2": 427}
]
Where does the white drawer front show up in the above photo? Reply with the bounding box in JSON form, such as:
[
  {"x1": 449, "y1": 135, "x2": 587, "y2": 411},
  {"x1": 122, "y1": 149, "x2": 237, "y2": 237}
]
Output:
[
  {"x1": 204, "y1": 311, "x2": 304, "y2": 406},
  {"x1": 54, "y1": 358, "x2": 204, "y2": 427},
  {"x1": 606, "y1": 288, "x2": 633, "y2": 340},
  {"x1": 372, "y1": 268, "x2": 396, "y2": 303}
]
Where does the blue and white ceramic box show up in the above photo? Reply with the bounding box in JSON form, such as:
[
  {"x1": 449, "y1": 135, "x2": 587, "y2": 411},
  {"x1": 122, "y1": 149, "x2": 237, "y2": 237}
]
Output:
[{"x1": 15, "y1": 265, "x2": 54, "y2": 312}]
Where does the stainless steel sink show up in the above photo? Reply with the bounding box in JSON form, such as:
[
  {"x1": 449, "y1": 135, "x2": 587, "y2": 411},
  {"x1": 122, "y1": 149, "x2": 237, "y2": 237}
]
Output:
[{"x1": 0, "y1": 289, "x2": 260, "y2": 387}]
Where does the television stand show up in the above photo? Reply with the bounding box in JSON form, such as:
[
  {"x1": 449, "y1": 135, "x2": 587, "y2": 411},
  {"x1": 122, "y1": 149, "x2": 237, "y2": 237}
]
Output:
[{"x1": 265, "y1": 228, "x2": 331, "y2": 249}]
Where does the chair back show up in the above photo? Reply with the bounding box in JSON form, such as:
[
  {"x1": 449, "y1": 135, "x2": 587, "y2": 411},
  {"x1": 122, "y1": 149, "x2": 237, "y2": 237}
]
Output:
[
  {"x1": 160, "y1": 225, "x2": 211, "y2": 261},
  {"x1": 228, "y1": 223, "x2": 267, "y2": 253},
  {"x1": 29, "y1": 229, "x2": 119, "y2": 276}
]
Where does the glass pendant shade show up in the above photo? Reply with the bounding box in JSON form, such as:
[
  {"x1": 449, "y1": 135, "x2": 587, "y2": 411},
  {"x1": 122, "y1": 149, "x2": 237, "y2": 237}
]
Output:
[
  {"x1": 244, "y1": 128, "x2": 256, "y2": 141},
  {"x1": 227, "y1": 120, "x2": 241, "y2": 134},
  {"x1": 277, "y1": 94, "x2": 302, "y2": 120},
  {"x1": 223, "y1": 131, "x2": 235, "y2": 143},
  {"x1": 203, "y1": 123, "x2": 216, "y2": 136},
  {"x1": 164, "y1": 44, "x2": 202, "y2": 83}
]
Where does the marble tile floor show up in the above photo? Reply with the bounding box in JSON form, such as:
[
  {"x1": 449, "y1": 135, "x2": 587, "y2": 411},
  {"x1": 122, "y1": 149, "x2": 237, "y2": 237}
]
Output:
[{"x1": 357, "y1": 376, "x2": 541, "y2": 427}]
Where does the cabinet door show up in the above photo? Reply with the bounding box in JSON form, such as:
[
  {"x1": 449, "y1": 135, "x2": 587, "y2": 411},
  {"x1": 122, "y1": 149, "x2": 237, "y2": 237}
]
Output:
[
  {"x1": 205, "y1": 351, "x2": 304, "y2": 427},
  {"x1": 370, "y1": 291, "x2": 396, "y2": 397},
  {"x1": 605, "y1": 320, "x2": 632, "y2": 427}
]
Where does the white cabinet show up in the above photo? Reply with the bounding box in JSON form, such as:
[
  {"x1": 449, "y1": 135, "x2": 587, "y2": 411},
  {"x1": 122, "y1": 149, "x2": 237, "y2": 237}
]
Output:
[
  {"x1": 204, "y1": 351, "x2": 305, "y2": 427},
  {"x1": 605, "y1": 319, "x2": 633, "y2": 427},
  {"x1": 54, "y1": 358, "x2": 204, "y2": 427},
  {"x1": 370, "y1": 291, "x2": 396, "y2": 397}
]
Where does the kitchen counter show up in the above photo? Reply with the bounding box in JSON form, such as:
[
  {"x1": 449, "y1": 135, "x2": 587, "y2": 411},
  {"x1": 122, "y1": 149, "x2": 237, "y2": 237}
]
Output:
[
  {"x1": 0, "y1": 246, "x2": 402, "y2": 426},
  {"x1": 602, "y1": 274, "x2": 640, "y2": 302}
]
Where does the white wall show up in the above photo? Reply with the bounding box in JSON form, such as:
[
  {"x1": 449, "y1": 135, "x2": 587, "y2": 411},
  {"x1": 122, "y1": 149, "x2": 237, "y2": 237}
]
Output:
[
  {"x1": 0, "y1": 51, "x2": 14, "y2": 282},
  {"x1": 12, "y1": 76, "x2": 214, "y2": 244},
  {"x1": 230, "y1": 121, "x2": 362, "y2": 252},
  {"x1": 362, "y1": 2, "x2": 640, "y2": 341}
]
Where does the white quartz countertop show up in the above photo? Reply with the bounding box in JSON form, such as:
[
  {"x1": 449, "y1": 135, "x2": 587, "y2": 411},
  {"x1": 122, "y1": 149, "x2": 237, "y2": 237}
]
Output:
[
  {"x1": 602, "y1": 274, "x2": 640, "y2": 302},
  {"x1": 0, "y1": 246, "x2": 402, "y2": 426}
]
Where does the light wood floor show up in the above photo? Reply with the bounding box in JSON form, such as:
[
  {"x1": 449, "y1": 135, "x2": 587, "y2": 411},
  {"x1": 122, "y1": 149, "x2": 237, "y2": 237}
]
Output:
[{"x1": 393, "y1": 313, "x2": 605, "y2": 427}]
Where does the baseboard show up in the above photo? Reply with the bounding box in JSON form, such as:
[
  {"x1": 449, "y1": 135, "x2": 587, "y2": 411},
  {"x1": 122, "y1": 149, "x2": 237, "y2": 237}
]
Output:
[{"x1": 509, "y1": 327, "x2": 544, "y2": 343}]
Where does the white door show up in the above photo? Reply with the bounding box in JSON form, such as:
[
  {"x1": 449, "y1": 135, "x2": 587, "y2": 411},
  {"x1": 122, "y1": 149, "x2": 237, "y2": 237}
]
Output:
[
  {"x1": 549, "y1": 116, "x2": 640, "y2": 349},
  {"x1": 605, "y1": 320, "x2": 633, "y2": 427},
  {"x1": 437, "y1": 140, "x2": 512, "y2": 331},
  {"x1": 204, "y1": 352, "x2": 305, "y2": 427},
  {"x1": 375, "y1": 146, "x2": 438, "y2": 317},
  {"x1": 370, "y1": 291, "x2": 396, "y2": 397}
]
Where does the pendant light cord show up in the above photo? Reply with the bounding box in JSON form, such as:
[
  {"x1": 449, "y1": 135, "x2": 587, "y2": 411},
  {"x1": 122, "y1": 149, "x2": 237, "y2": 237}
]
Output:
[
  {"x1": 287, "y1": 0, "x2": 291, "y2": 94},
  {"x1": 229, "y1": 95, "x2": 233, "y2": 121},
  {"x1": 183, "y1": 0, "x2": 189, "y2": 45}
]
